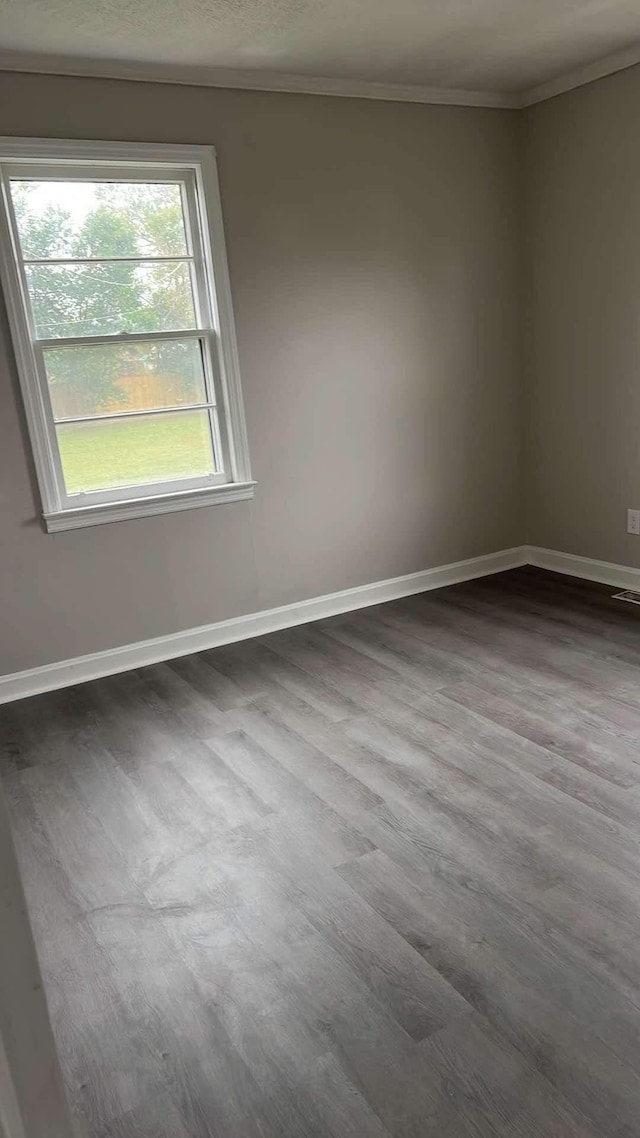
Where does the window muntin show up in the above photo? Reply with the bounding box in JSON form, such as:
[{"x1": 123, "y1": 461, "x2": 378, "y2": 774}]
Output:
[{"x1": 0, "y1": 143, "x2": 252, "y2": 528}]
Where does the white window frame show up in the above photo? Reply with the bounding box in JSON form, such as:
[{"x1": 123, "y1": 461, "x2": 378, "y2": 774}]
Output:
[{"x1": 0, "y1": 137, "x2": 254, "y2": 532}]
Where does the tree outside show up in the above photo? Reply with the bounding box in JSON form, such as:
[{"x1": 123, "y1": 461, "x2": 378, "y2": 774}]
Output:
[{"x1": 11, "y1": 180, "x2": 215, "y2": 491}]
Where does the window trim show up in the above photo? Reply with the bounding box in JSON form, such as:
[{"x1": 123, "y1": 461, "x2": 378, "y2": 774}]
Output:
[{"x1": 0, "y1": 137, "x2": 254, "y2": 532}]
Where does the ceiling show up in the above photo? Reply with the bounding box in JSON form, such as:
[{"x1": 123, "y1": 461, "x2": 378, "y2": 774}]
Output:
[{"x1": 0, "y1": 0, "x2": 640, "y2": 106}]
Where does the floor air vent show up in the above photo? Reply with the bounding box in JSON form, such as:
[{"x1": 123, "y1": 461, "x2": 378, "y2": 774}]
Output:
[{"x1": 613, "y1": 589, "x2": 640, "y2": 605}]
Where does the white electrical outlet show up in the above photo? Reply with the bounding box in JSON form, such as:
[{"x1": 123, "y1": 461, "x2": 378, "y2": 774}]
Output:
[{"x1": 628, "y1": 509, "x2": 640, "y2": 535}]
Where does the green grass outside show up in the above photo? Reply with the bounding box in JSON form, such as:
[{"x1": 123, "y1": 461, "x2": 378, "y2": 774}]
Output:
[{"x1": 57, "y1": 413, "x2": 214, "y2": 494}]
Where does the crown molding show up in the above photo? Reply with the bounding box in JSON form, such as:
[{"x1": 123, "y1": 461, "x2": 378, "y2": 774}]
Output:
[
  {"x1": 1, "y1": 41, "x2": 640, "y2": 111},
  {"x1": 0, "y1": 49, "x2": 518, "y2": 108},
  {"x1": 520, "y1": 41, "x2": 640, "y2": 106}
]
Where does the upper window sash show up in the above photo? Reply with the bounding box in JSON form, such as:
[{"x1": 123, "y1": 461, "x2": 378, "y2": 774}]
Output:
[{"x1": 6, "y1": 164, "x2": 210, "y2": 338}]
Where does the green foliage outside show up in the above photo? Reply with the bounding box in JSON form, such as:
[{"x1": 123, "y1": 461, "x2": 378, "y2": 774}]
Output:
[
  {"x1": 58, "y1": 413, "x2": 213, "y2": 493},
  {"x1": 12, "y1": 181, "x2": 208, "y2": 492}
]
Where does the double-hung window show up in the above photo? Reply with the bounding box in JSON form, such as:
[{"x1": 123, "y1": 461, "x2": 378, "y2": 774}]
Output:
[{"x1": 0, "y1": 138, "x2": 253, "y2": 531}]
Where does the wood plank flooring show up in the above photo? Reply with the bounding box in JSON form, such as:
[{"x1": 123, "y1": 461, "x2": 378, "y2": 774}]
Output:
[{"x1": 4, "y1": 566, "x2": 640, "y2": 1136}]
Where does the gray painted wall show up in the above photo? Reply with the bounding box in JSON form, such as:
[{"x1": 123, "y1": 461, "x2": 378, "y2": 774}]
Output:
[
  {"x1": 525, "y1": 63, "x2": 640, "y2": 565},
  {"x1": 0, "y1": 72, "x2": 524, "y2": 676}
]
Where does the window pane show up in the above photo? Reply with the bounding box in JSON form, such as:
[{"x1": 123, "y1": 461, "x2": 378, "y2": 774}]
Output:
[
  {"x1": 25, "y1": 261, "x2": 196, "y2": 339},
  {"x1": 56, "y1": 409, "x2": 215, "y2": 494},
  {"x1": 10, "y1": 180, "x2": 189, "y2": 260},
  {"x1": 43, "y1": 338, "x2": 208, "y2": 420}
]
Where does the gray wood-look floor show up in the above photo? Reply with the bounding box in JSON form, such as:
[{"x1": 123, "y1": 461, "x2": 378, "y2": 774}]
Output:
[{"x1": 4, "y1": 566, "x2": 640, "y2": 1136}]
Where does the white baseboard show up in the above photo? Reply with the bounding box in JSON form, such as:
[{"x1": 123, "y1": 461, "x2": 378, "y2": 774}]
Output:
[
  {"x1": 4, "y1": 543, "x2": 638, "y2": 706},
  {"x1": 526, "y1": 545, "x2": 640, "y2": 590},
  {"x1": 0, "y1": 545, "x2": 527, "y2": 705}
]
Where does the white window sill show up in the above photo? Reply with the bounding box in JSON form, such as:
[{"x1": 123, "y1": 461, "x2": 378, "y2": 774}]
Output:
[{"x1": 43, "y1": 481, "x2": 256, "y2": 533}]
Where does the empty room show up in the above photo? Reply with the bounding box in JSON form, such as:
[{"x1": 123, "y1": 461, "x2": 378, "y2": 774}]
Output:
[{"x1": 3, "y1": 2, "x2": 640, "y2": 1135}]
